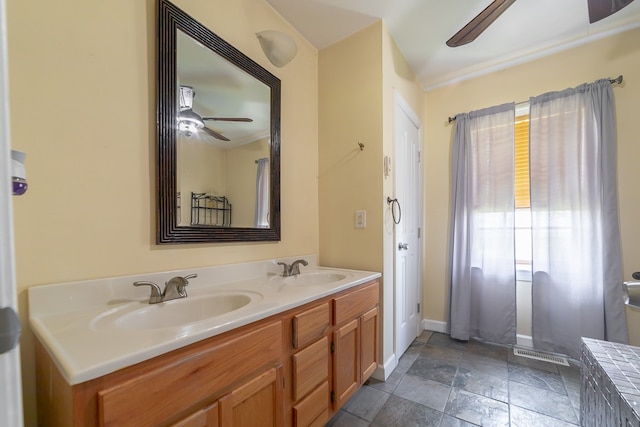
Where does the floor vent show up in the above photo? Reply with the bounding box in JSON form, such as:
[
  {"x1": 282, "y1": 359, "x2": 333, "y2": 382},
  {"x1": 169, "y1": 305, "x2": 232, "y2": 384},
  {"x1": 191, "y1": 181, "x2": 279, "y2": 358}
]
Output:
[{"x1": 513, "y1": 348, "x2": 569, "y2": 366}]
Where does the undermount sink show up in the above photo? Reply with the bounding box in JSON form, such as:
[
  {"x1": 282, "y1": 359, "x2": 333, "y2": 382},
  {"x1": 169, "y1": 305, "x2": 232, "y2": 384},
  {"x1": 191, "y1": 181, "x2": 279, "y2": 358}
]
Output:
[
  {"x1": 283, "y1": 272, "x2": 349, "y2": 286},
  {"x1": 91, "y1": 292, "x2": 261, "y2": 330}
]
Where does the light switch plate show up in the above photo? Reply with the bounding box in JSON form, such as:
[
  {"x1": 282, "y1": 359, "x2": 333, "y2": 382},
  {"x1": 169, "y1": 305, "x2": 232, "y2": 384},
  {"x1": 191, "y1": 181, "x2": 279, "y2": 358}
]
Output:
[{"x1": 355, "y1": 210, "x2": 366, "y2": 228}]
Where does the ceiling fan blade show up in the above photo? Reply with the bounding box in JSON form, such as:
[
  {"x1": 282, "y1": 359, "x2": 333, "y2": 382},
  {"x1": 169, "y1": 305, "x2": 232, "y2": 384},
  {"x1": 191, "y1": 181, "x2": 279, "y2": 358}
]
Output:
[
  {"x1": 201, "y1": 117, "x2": 254, "y2": 122},
  {"x1": 446, "y1": 0, "x2": 517, "y2": 47},
  {"x1": 202, "y1": 126, "x2": 230, "y2": 141},
  {"x1": 588, "y1": 0, "x2": 634, "y2": 23}
]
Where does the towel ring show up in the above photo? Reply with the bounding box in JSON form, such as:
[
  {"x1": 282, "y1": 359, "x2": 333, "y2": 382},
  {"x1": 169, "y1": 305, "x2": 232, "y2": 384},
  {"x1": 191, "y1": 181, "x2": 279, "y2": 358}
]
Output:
[{"x1": 387, "y1": 197, "x2": 401, "y2": 225}]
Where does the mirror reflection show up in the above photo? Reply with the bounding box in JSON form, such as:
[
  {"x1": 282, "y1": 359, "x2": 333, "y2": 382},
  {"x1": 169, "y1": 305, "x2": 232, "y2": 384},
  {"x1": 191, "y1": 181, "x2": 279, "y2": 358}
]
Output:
[
  {"x1": 176, "y1": 30, "x2": 271, "y2": 228},
  {"x1": 156, "y1": 0, "x2": 281, "y2": 244}
]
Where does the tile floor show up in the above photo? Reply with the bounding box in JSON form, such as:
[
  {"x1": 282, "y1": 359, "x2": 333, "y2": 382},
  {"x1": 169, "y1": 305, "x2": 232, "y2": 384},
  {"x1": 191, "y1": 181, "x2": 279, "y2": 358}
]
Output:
[{"x1": 326, "y1": 331, "x2": 582, "y2": 426}]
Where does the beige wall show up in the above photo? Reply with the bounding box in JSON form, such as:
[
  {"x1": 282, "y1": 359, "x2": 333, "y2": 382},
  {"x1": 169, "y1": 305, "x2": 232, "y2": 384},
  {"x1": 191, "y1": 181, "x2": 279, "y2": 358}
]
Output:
[
  {"x1": 226, "y1": 138, "x2": 270, "y2": 227},
  {"x1": 7, "y1": 0, "x2": 318, "y2": 424},
  {"x1": 319, "y1": 21, "x2": 424, "y2": 372},
  {"x1": 318, "y1": 22, "x2": 383, "y2": 273},
  {"x1": 423, "y1": 27, "x2": 640, "y2": 345},
  {"x1": 178, "y1": 136, "x2": 227, "y2": 225}
]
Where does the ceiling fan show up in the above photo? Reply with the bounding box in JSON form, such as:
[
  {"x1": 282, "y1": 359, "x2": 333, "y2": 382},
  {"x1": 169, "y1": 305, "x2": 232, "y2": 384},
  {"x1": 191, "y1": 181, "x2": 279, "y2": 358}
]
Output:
[
  {"x1": 178, "y1": 86, "x2": 253, "y2": 141},
  {"x1": 446, "y1": 0, "x2": 635, "y2": 47}
]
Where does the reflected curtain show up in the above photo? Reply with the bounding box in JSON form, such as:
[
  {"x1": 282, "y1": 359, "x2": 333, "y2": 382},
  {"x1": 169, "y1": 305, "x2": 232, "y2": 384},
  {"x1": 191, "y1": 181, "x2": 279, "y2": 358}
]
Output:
[
  {"x1": 449, "y1": 103, "x2": 517, "y2": 344},
  {"x1": 529, "y1": 79, "x2": 628, "y2": 358},
  {"x1": 254, "y1": 157, "x2": 269, "y2": 228}
]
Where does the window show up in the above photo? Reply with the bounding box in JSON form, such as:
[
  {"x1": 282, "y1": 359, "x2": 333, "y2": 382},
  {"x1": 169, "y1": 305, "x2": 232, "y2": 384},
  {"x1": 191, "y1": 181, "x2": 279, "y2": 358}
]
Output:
[
  {"x1": 515, "y1": 106, "x2": 531, "y2": 281},
  {"x1": 515, "y1": 114, "x2": 530, "y2": 209}
]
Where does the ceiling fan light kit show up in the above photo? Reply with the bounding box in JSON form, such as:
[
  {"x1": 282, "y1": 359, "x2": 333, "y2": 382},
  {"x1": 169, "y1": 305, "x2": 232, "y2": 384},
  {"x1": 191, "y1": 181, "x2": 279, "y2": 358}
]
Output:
[
  {"x1": 177, "y1": 113, "x2": 204, "y2": 137},
  {"x1": 177, "y1": 85, "x2": 251, "y2": 141},
  {"x1": 447, "y1": 0, "x2": 634, "y2": 48}
]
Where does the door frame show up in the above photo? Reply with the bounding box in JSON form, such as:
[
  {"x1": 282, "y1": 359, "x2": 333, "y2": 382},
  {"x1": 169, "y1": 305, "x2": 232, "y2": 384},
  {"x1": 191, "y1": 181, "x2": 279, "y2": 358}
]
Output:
[
  {"x1": 0, "y1": 0, "x2": 24, "y2": 423},
  {"x1": 392, "y1": 90, "x2": 424, "y2": 355}
]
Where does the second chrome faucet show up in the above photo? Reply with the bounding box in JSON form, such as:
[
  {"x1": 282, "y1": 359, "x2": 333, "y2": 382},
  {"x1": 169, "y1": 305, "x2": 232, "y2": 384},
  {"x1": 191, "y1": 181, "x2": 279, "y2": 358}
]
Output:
[
  {"x1": 277, "y1": 259, "x2": 308, "y2": 277},
  {"x1": 133, "y1": 274, "x2": 198, "y2": 304}
]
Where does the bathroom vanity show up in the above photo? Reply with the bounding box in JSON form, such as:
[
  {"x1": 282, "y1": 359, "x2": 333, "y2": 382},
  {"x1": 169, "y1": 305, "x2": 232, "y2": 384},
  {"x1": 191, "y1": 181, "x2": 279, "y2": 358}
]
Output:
[{"x1": 29, "y1": 257, "x2": 380, "y2": 426}]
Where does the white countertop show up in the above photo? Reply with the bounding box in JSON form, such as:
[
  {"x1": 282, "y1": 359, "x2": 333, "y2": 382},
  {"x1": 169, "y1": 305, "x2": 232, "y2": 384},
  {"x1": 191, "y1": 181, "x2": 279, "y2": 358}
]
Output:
[{"x1": 28, "y1": 255, "x2": 381, "y2": 385}]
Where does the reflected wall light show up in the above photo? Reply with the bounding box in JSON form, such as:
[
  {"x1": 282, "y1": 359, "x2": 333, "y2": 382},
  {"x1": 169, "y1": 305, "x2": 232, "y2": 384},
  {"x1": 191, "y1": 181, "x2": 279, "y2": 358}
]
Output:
[{"x1": 256, "y1": 30, "x2": 297, "y2": 68}]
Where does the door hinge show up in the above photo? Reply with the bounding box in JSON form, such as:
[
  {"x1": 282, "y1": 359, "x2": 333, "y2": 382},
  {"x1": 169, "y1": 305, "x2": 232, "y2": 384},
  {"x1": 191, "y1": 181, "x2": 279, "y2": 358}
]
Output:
[
  {"x1": 282, "y1": 378, "x2": 285, "y2": 389},
  {"x1": 418, "y1": 227, "x2": 421, "y2": 238},
  {"x1": 417, "y1": 303, "x2": 420, "y2": 313},
  {"x1": 330, "y1": 342, "x2": 335, "y2": 353},
  {"x1": 330, "y1": 391, "x2": 335, "y2": 402},
  {"x1": 417, "y1": 151, "x2": 421, "y2": 162}
]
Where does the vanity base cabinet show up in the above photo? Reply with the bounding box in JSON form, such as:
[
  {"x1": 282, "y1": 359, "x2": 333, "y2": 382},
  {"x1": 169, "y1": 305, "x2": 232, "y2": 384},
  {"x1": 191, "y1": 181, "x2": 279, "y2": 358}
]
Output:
[
  {"x1": 35, "y1": 280, "x2": 380, "y2": 427},
  {"x1": 331, "y1": 282, "x2": 379, "y2": 412},
  {"x1": 36, "y1": 320, "x2": 283, "y2": 427}
]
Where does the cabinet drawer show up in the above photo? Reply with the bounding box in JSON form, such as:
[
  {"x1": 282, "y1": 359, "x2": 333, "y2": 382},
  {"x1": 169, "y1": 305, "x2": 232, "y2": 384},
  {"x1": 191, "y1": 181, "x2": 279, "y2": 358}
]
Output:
[
  {"x1": 333, "y1": 281, "x2": 379, "y2": 326},
  {"x1": 293, "y1": 382, "x2": 329, "y2": 427},
  {"x1": 292, "y1": 336, "x2": 328, "y2": 401},
  {"x1": 98, "y1": 321, "x2": 282, "y2": 427},
  {"x1": 292, "y1": 302, "x2": 330, "y2": 349}
]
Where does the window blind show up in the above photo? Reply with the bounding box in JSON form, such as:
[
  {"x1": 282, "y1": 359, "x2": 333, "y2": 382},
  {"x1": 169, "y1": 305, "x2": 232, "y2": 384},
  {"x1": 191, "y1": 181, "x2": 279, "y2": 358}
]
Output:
[{"x1": 515, "y1": 115, "x2": 530, "y2": 208}]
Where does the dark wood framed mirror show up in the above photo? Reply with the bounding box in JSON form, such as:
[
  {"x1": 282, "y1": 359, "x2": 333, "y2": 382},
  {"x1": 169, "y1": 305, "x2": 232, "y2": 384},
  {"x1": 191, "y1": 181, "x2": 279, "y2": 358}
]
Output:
[{"x1": 157, "y1": 0, "x2": 281, "y2": 244}]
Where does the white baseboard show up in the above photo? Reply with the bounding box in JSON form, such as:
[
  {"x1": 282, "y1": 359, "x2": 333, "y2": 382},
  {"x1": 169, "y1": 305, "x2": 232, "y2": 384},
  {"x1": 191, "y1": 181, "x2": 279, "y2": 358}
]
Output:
[
  {"x1": 372, "y1": 353, "x2": 397, "y2": 381},
  {"x1": 422, "y1": 319, "x2": 447, "y2": 333},
  {"x1": 516, "y1": 334, "x2": 533, "y2": 348}
]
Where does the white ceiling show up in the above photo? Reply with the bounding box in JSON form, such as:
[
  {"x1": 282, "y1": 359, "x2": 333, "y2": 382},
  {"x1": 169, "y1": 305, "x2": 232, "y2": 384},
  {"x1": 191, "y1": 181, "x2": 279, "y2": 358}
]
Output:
[
  {"x1": 265, "y1": 0, "x2": 640, "y2": 91},
  {"x1": 177, "y1": 30, "x2": 271, "y2": 148}
]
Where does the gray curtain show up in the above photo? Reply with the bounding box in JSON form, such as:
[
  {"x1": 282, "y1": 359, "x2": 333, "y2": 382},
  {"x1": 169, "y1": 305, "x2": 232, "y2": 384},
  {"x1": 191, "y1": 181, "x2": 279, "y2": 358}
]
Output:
[
  {"x1": 449, "y1": 103, "x2": 517, "y2": 344},
  {"x1": 530, "y1": 79, "x2": 628, "y2": 358},
  {"x1": 254, "y1": 157, "x2": 269, "y2": 228}
]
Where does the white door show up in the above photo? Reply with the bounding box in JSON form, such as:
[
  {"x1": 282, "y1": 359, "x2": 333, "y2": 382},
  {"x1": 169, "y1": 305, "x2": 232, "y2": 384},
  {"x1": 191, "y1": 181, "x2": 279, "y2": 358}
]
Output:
[
  {"x1": 393, "y1": 92, "x2": 423, "y2": 358},
  {"x1": 0, "y1": 0, "x2": 25, "y2": 424}
]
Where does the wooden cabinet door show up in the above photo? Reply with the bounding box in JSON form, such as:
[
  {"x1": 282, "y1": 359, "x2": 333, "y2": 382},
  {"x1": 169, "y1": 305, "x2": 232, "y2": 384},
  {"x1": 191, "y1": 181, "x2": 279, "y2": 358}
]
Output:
[
  {"x1": 332, "y1": 319, "x2": 359, "y2": 410},
  {"x1": 219, "y1": 365, "x2": 284, "y2": 427},
  {"x1": 170, "y1": 402, "x2": 219, "y2": 427},
  {"x1": 360, "y1": 307, "x2": 378, "y2": 382}
]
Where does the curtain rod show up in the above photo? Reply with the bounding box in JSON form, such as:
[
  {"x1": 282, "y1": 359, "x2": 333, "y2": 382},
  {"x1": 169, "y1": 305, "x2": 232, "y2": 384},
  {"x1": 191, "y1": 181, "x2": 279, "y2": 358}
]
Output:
[{"x1": 447, "y1": 75, "x2": 623, "y2": 123}]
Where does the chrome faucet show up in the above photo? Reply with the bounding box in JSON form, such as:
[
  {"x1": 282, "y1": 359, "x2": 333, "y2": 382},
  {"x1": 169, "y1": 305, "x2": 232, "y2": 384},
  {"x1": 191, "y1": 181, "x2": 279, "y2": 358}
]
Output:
[
  {"x1": 277, "y1": 259, "x2": 308, "y2": 277},
  {"x1": 133, "y1": 273, "x2": 198, "y2": 304},
  {"x1": 289, "y1": 259, "x2": 309, "y2": 276}
]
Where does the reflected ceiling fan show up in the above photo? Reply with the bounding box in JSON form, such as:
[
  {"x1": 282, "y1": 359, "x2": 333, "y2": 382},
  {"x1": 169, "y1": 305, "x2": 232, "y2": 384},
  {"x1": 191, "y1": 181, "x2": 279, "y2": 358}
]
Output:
[
  {"x1": 178, "y1": 85, "x2": 253, "y2": 141},
  {"x1": 446, "y1": 0, "x2": 635, "y2": 47}
]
